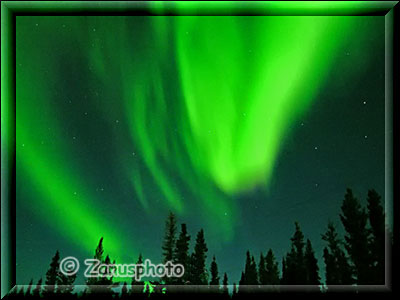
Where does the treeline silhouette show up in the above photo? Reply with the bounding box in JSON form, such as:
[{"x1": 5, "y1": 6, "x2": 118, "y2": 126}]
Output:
[{"x1": 6, "y1": 188, "x2": 390, "y2": 299}]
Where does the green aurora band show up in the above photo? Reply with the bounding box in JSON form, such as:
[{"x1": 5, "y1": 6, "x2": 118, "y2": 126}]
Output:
[{"x1": 16, "y1": 15, "x2": 358, "y2": 261}]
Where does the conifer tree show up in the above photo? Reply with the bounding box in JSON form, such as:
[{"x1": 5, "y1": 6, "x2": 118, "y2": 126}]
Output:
[
  {"x1": 175, "y1": 224, "x2": 191, "y2": 284},
  {"x1": 209, "y1": 255, "x2": 220, "y2": 292},
  {"x1": 162, "y1": 212, "x2": 177, "y2": 285},
  {"x1": 367, "y1": 189, "x2": 385, "y2": 284},
  {"x1": 32, "y1": 278, "x2": 42, "y2": 298},
  {"x1": 282, "y1": 222, "x2": 306, "y2": 284},
  {"x1": 340, "y1": 188, "x2": 372, "y2": 284},
  {"x1": 86, "y1": 238, "x2": 115, "y2": 294},
  {"x1": 44, "y1": 250, "x2": 60, "y2": 295},
  {"x1": 245, "y1": 251, "x2": 258, "y2": 284},
  {"x1": 304, "y1": 239, "x2": 321, "y2": 285},
  {"x1": 222, "y1": 273, "x2": 229, "y2": 296},
  {"x1": 250, "y1": 255, "x2": 258, "y2": 285},
  {"x1": 98, "y1": 255, "x2": 117, "y2": 293},
  {"x1": 191, "y1": 229, "x2": 208, "y2": 285},
  {"x1": 26, "y1": 279, "x2": 33, "y2": 296},
  {"x1": 238, "y1": 271, "x2": 246, "y2": 293},
  {"x1": 188, "y1": 252, "x2": 195, "y2": 284},
  {"x1": 162, "y1": 212, "x2": 177, "y2": 263},
  {"x1": 57, "y1": 270, "x2": 76, "y2": 295},
  {"x1": 280, "y1": 257, "x2": 287, "y2": 285},
  {"x1": 239, "y1": 250, "x2": 258, "y2": 293},
  {"x1": 232, "y1": 283, "x2": 238, "y2": 298},
  {"x1": 322, "y1": 222, "x2": 353, "y2": 285},
  {"x1": 258, "y1": 253, "x2": 267, "y2": 285},
  {"x1": 86, "y1": 237, "x2": 104, "y2": 288},
  {"x1": 131, "y1": 254, "x2": 144, "y2": 294},
  {"x1": 265, "y1": 249, "x2": 280, "y2": 285}
]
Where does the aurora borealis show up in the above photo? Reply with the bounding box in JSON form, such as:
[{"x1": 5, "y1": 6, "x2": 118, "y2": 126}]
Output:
[{"x1": 15, "y1": 13, "x2": 386, "y2": 285}]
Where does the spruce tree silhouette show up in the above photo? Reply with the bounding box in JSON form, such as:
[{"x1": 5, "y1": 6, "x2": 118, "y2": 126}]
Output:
[
  {"x1": 265, "y1": 249, "x2": 280, "y2": 285},
  {"x1": 130, "y1": 254, "x2": 144, "y2": 295},
  {"x1": 162, "y1": 212, "x2": 177, "y2": 285},
  {"x1": 238, "y1": 251, "x2": 258, "y2": 294},
  {"x1": 232, "y1": 283, "x2": 238, "y2": 299},
  {"x1": 26, "y1": 279, "x2": 33, "y2": 297},
  {"x1": 282, "y1": 222, "x2": 306, "y2": 284},
  {"x1": 258, "y1": 253, "x2": 267, "y2": 285},
  {"x1": 209, "y1": 255, "x2": 220, "y2": 293},
  {"x1": 322, "y1": 221, "x2": 353, "y2": 285},
  {"x1": 238, "y1": 271, "x2": 246, "y2": 292},
  {"x1": 57, "y1": 267, "x2": 76, "y2": 295},
  {"x1": 190, "y1": 229, "x2": 208, "y2": 285},
  {"x1": 162, "y1": 212, "x2": 177, "y2": 263},
  {"x1": 280, "y1": 257, "x2": 287, "y2": 285},
  {"x1": 85, "y1": 238, "x2": 116, "y2": 296},
  {"x1": 222, "y1": 273, "x2": 229, "y2": 298},
  {"x1": 175, "y1": 224, "x2": 191, "y2": 284},
  {"x1": 43, "y1": 250, "x2": 60, "y2": 296},
  {"x1": 367, "y1": 189, "x2": 386, "y2": 284},
  {"x1": 32, "y1": 278, "x2": 43, "y2": 299},
  {"x1": 340, "y1": 188, "x2": 372, "y2": 284},
  {"x1": 304, "y1": 239, "x2": 321, "y2": 287}
]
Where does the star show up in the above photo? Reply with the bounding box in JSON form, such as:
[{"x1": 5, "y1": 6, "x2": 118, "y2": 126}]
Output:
[
  {"x1": 364, "y1": 135, "x2": 368, "y2": 139},
  {"x1": 363, "y1": 101, "x2": 367, "y2": 105},
  {"x1": 314, "y1": 146, "x2": 318, "y2": 150}
]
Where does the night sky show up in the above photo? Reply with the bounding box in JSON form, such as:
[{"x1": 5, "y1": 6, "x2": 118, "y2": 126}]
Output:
[{"x1": 16, "y1": 15, "x2": 386, "y2": 285}]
